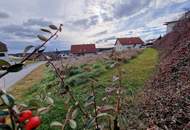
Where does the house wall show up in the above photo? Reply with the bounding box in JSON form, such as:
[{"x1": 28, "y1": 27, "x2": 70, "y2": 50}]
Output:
[
  {"x1": 71, "y1": 52, "x2": 96, "y2": 57},
  {"x1": 0, "y1": 51, "x2": 9, "y2": 62},
  {"x1": 135, "y1": 44, "x2": 142, "y2": 48},
  {"x1": 166, "y1": 23, "x2": 176, "y2": 33},
  {"x1": 115, "y1": 41, "x2": 124, "y2": 52}
]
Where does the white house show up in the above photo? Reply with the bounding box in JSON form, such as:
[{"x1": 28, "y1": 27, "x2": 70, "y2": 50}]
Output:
[
  {"x1": 165, "y1": 11, "x2": 190, "y2": 34},
  {"x1": 115, "y1": 37, "x2": 144, "y2": 52},
  {"x1": 0, "y1": 41, "x2": 9, "y2": 62},
  {"x1": 164, "y1": 21, "x2": 178, "y2": 34}
]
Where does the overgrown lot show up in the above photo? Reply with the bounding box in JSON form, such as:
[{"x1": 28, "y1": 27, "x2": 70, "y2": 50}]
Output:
[{"x1": 14, "y1": 48, "x2": 158, "y2": 130}]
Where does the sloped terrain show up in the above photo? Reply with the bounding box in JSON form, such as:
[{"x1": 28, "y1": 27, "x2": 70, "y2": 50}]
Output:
[{"x1": 141, "y1": 17, "x2": 190, "y2": 129}]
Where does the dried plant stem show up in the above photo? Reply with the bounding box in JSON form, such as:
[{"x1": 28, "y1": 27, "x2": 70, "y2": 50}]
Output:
[
  {"x1": 9, "y1": 108, "x2": 15, "y2": 130},
  {"x1": 114, "y1": 53, "x2": 123, "y2": 130},
  {"x1": 108, "y1": 118, "x2": 112, "y2": 130},
  {"x1": 62, "y1": 119, "x2": 67, "y2": 130},
  {"x1": 91, "y1": 81, "x2": 100, "y2": 130},
  {"x1": 116, "y1": 64, "x2": 122, "y2": 114},
  {"x1": 61, "y1": 106, "x2": 73, "y2": 130},
  {"x1": 41, "y1": 53, "x2": 64, "y2": 83}
]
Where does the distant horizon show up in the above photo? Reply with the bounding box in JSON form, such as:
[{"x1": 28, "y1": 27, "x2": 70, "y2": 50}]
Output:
[
  {"x1": 8, "y1": 46, "x2": 116, "y2": 54},
  {"x1": 0, "y1": 0, "x2": 189, "y2": 53}
]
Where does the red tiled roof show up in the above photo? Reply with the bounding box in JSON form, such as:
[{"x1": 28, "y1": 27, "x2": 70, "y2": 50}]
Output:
[
  {"x1": 115, "y1": 37, "x2": 144, "y2": 45},
  {"x1": 71, "y1": 44, "x2": 96, "y2": 54}
]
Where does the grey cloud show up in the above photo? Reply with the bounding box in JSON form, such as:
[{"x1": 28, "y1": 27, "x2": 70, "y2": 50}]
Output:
[
  {"x1": 0, "y1": 24, "x2": 38, "y2": 39},
  {"x1": 141, "y1": 27, "x2": 164, "y2": 33},
  {"x1": 101, "y1": 13, "x2": 113, "y2": 22},
  {"x1": 114, "y1": 9, "x2": 150, "y2": 32},
  {"x1": 91, "y1": 30, "x2": 108, "y2": 37},
  {"x1": 96, "y1": 36, "x2": 116, "y2": 43},
  {"x1": 70, "y1": 14, "x2": 112, "y2": 29},
  {"x1": 23, "y1": 18, "x2": 52, "y2": 27},
  {"x1": 69, "y1": 15, "x2": 99, "y2": 29},
  {"x1": 115, "y1": 0, "x2": 189, "y2": 32},
  {"x1": 0, "y1": 18, "x2": 54, "y2": 39},
  {"x1": 0, "y1": 11, "x2": 10, "y2": 19},
  {"x1": 72, "y1": 19, "x2": 88, "y2": 27},
  {"x1": 89, "y1": 15, "x2": 99, "y2": 25},
  {"x1": 113, "y1": 0, "x2": 151, "y2": 18}
]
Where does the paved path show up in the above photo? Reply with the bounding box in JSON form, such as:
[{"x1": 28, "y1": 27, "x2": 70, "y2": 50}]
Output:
[{"x1": 0, "y1": 62, "x2": 45, "y2": 90}]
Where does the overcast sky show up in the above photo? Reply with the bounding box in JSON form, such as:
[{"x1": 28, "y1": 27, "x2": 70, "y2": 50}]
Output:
[{"x1": 0, "y1": 0, "x2": 189, "y2": 53}]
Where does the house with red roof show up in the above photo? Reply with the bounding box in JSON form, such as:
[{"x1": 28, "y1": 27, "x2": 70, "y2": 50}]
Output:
[
  {"x1": 71, "y1": 44, "x2": 96, "y2": 55},
  {"x1": 115, "y1": 37, "x2": 144, "y2": 52}
]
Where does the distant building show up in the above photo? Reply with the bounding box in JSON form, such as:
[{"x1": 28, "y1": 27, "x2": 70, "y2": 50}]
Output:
[
  {"x1": 165, "y1": 11, "x2": 190, "y2": 34},
  {"x1": 142, "y1": 39, "x2": 156, "y2": 48},
  {"x1": 115, "y1": 37, "x2": 144, "y2": 52},
  {"x1": 164, "y1": 21, "x2": 179, "y2": 34},
  {"x1": 0, "y1": 41, "x2": 9, "y2": 62},
  {"x1": 71, "y1": 44, "x2": 96, "y2": 55}
]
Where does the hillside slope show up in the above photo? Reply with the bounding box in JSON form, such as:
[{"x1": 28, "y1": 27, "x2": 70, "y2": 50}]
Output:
[{"x1": 141, "y1": 16, "x2": 190, "y2": 129}]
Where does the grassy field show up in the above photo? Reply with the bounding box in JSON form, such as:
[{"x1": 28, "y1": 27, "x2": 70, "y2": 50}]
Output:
[{"x1": 13, "y1": 48, "x2": 158, "y2": 130}]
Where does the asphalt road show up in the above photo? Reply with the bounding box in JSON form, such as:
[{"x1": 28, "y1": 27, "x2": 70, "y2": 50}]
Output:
[{"x1": 0, "y1": 62, "x2": 45, "y2": 90}]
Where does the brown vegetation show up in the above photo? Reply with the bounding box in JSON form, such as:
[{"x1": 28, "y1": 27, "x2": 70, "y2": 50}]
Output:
[
  {"x1": 140, "y1": 14, "x2": 190, "y2": 130},
  {"x1": 54, "y1": 49, "x2": 142, "y2": 68}
]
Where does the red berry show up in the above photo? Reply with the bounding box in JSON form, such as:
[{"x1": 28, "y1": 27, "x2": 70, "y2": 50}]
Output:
[
  {"x1": 24, "y1": 116, "x2": 41, "y2": 130},
  {"x1": 19, "y1": 110, "x2": 33, "y2": 122}
]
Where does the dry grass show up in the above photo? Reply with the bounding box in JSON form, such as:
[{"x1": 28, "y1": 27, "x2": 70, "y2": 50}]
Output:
[{"x1": 8, "y1": 64, "x2": 45, "y2": 99}]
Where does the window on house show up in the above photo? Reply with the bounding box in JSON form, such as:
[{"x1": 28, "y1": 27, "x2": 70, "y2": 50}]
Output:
[{"x1": 0, "y1": 53, "x2": 5, "y2": 57}]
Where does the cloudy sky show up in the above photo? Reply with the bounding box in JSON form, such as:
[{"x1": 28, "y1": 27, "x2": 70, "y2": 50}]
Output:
[{"x1": 0, "y1": 0, "x2": 189, "y2": 53}]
